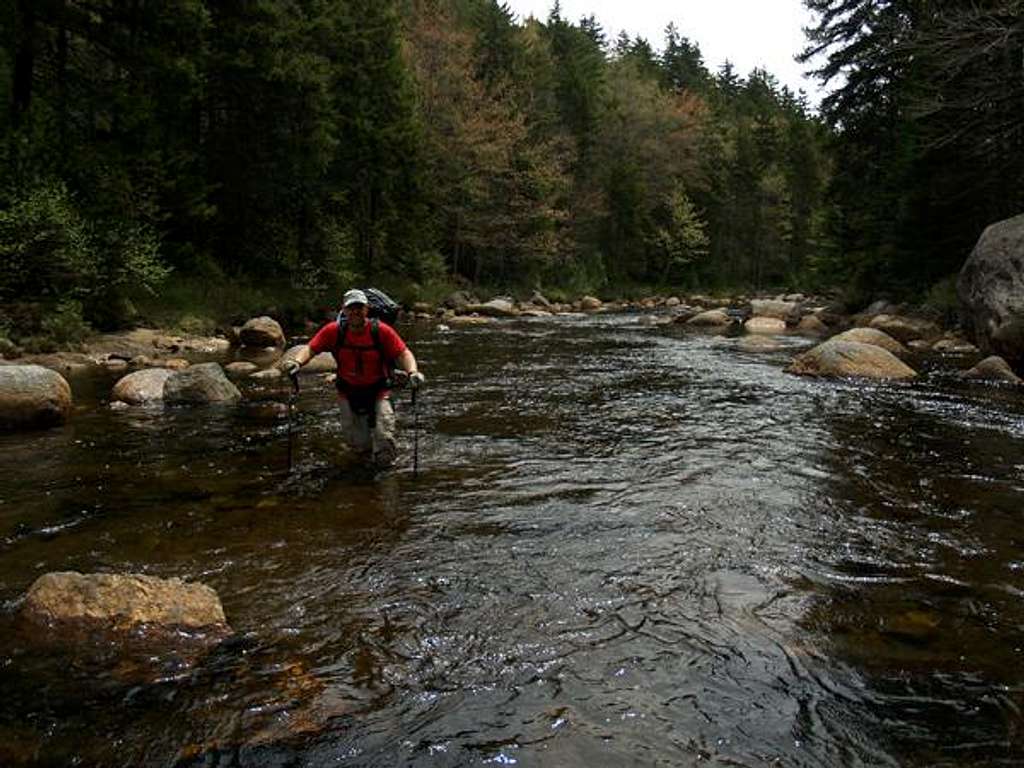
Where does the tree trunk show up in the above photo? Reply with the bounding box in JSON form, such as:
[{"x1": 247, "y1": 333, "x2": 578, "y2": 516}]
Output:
[{"x1": 12, "y1": 0, "x2": 36, "y2": 127}]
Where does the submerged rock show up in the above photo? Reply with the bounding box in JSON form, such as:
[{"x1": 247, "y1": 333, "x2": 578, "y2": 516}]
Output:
[
  {"x1": 786, "y1": 339, "x2": 917, "y2": 380},
  {"x1": 795, "y1": 314, "x2": 829, "y2": 337},
  {"x1": 0, "y1": 365, "x2": 72, "y2": 430},
  {"x1": 164, "y1": 362, "x2": 241, "y2": 405},
  {"x1": 22, "y1": 571, "x2": 231, "y2": 638},
  {"x1": 111, "y1": 368, "x2": 175, "y2": 405}
]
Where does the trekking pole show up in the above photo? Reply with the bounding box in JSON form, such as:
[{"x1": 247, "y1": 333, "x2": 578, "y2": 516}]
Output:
[
  {"x1": 412, "y1": 387, "x2": 419, "y2": 479},
  {"x1": 286, "y1": 371, "x2": 299, "y2": 473}
]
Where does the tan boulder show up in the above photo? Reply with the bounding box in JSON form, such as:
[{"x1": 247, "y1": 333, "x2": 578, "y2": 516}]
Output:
[
  {"x1": 225, "y1": 361, "x2": 259, "y2": 376},
  {"x1": 932, "y1": 337, "x2": 980, "y2": 355},
  {"x1": 750, "y1": 299, "x2": 799, "y2": 320},
  {"x1": 737, "y1": 336, "x2": 784, "y2": 353},
  {"x1": 795, "y1": 314, "x2": 829, "y2": 336},
  {"x1": 744, "y1": 317, "x2": 786, "y2": 334},
  {"x1": 111, "y1": 368, "x2": 175, "y2": 405},
  {"x1": 23, "y1": 571, "x2": 230, "y2": 635},
  {"x1": 580, "y1": 296, "x2": 603, "y2": 311},
  {"x1": 0, "y1": 365, "x2": 72, "y2": 430},
  {"x1": 830, "y1": 327, "x2": 908, "y2": 356},
  {"x1": 959, "y1": 355, "x2": 1022, "y2": 384},
  {"x1": 448, "y1": 314, "x2": 493, "y2": 326},
  {"x1": 786, "y1": 339, "x2": 917, "y2": 380}
]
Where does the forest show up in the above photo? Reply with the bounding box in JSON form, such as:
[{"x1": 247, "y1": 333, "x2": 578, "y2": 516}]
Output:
[{"x1": 1, "y1": 0, "x2": 1021, "y2": 346}]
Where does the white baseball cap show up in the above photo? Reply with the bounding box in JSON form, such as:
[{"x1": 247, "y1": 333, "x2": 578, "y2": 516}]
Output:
[{"x1": 342, "y1": 289, "x2": 368, "y2": 308}]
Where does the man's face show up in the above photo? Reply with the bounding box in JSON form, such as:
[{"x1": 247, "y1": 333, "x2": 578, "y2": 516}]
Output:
[{"x1": 344, "y1": 302, "x2": 368, "y2": 327}]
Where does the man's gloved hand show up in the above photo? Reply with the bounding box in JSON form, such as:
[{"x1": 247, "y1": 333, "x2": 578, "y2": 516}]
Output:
[
  {"x1": 408, "y1": 371, "x2": 425, "y2": 389},
  {"x1": 281, "y1": 358, "x2": 302, "y2": 377}
]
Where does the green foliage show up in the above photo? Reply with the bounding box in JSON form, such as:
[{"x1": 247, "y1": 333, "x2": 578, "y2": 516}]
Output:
[
  {"x1": 649, "y1": 185, "x2": 709, "y2": 283},
  {"x1": 40, "y1": 299, "x2": 91, "y2": 348},
  {"x1": 1, "y1": 0, "x2": 836, "y2": 316},
  {"x1": 0, "y1": 179, "x2": 168, "y2": 330}
]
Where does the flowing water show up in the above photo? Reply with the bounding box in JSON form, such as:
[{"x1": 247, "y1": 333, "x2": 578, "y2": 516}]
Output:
[{"x1": 2, "y1": 313, "x2": 1024, "y2": 767}]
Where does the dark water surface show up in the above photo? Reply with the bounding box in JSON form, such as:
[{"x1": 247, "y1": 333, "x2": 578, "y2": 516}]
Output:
[{"x1": 2, "y1": 314, "x2": 1024, "y2": 766}]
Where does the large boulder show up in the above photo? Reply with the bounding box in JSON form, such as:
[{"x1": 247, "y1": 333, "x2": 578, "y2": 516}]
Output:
[
  {"x1": 959, "y1": 355, "x2": 1022, "y2": 385},
  {"x1": 580, "y1": 295, "x2": 603, "y2": 311},
  {"x1": 22, "y1": 571, "x2": 230, "y2": 637},
  {"x1": 958, "y1": 212, "x2": 1024, "y2": 371},
  {"x1": 111, "y1": 368, "x2": 175, "y2": 405},
  {"x1": 0, "y1": 365, "x2": 72, "y2": 430},
  {"x1": 868, "y1": 314, "x2": 941, "y2": 344},
  {"x1": 239, "y1": 316, "x2": 285, "y2": 348},
  {"x1": 786, "y1": 339, "x2": 917, "y2": 380},
  {"x1": 829, "y1": 327, "x2": 908, "y2": 357},
  {"x1": 164, "y1": 363, "x2": 241, "y2": 405}
]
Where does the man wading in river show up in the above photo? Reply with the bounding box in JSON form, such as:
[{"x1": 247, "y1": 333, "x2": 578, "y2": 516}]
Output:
[{"x1": 280, "y1": 289, "x2": 425, "y2": 467}]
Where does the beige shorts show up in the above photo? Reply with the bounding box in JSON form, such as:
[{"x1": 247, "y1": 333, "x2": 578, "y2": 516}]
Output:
[{"x1": 338, "y1": 396, "x2": 397, "y2": 466}]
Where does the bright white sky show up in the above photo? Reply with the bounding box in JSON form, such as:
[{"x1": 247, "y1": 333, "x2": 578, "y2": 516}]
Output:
[{"x1": 503, "y1": 0, "x2": 826, "y2": 103}]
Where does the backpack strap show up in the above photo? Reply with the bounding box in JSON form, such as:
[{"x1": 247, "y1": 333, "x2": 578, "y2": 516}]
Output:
[{"x1": 334, "y1": 317, "x2": 392, "y2": 385}]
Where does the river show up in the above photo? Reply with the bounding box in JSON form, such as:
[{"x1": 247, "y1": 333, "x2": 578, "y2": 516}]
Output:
[{"x1": 2, "y1": 312, "x2": 1023, "y2": 766}]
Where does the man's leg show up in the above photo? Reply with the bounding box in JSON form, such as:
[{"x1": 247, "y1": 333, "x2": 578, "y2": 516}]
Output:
[
  {"x1": 338, "y1": 397, "x2": 372, "y2": 456},
  {"x1": 372, "y1": 397, "x2": 398, "y2": 468}
]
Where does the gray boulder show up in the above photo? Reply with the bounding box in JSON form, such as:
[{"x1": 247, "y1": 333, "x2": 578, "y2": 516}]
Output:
[
  {"x1": 786, "y1": 339, "x2": 917, "y2": 380},
  {"x1": 111, "y1": 368, "x2": 174, "y2": 405},
  {"x1": 530, "y1": 290, "x2": 553, "y2": 309},
  {"x1": 239, "y1": 316, "x2": 285, "y2": 348},
  {"x1": 0, "y1": 365, "x2": 72, "y2": 430},
  {"x1": 443, "y1": 291, "x2": 476, "y2": 310},
  {"x1": 868, "y1": 314, "x2": 941, "y2": 344},
  {"x1": 164, "y1": 362, "x2": 241, "y2": 405},
  {"x1": 687, "y1": 309, "x2": 733, "y2": 327},
  {"x1": 23, "y1": 571, "x2": 230, "y2": 637},
  {"x1": 472, "y1": 298, "x2": 518, "y2": 317},
  {"x1": 958, "y1": 212, "x2": 1024, "y2": 371}
]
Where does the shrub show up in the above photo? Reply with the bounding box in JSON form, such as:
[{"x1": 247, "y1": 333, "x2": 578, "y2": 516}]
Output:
[{"x1": 0, "y1": 179, "x2": 170, "y2": 330}]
